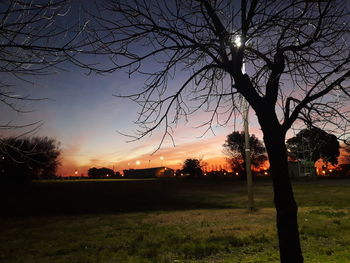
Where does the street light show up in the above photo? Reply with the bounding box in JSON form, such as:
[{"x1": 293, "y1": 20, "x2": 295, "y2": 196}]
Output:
[
  {"x1": 136, "y1": 160, "x2": 141, "y2": 166},
  {"x1": 160, "y1": 156, "x2": 164, "y2": 167},
  {"x1": 234, "y1": 35, "x2": 242, "y2": 47}
]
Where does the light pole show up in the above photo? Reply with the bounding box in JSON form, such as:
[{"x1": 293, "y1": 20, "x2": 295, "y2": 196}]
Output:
[
  {"x1": 243, "y1": 98, "x2": 254, "y2": 211},
  {"x1": 235, "y1": 36, "x2": 254, "y2": 211}
]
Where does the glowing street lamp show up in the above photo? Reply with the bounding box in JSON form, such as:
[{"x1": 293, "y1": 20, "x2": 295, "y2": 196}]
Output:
[
  {"x1": 234, "y1": 35, "x2": 242, "y2": 47},
  {"x1": 160, "y1": 156, "x2": 164, "y2": 167},
  {"x1": 136, "y1": 160, "x2": 141, "y2": 166}
]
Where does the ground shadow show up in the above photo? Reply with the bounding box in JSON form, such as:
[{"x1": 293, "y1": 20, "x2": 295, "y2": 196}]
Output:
[{"x1": 0, "y1": 178, "x2": 248, "y2": 217}]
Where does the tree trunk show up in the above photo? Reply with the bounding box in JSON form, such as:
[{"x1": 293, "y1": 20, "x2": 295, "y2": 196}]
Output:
[{"x1": 260, "y1": 120, "x2": 304, "y2": 263}]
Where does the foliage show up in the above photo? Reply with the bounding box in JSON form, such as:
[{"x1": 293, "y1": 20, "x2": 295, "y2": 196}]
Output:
[
  {"x1": 0, "y1": 136, "x2": 60, "y2": 187},
  {"x1": 182, "y1": 159, "x2": 203, "y2": 177},
  {"x1": 339, "y1": 144, "x2": 350, "y2": 165},
  {"x1": 286, "y1": 128, "x2": 340, "y2": 165},
  {"x1": 337, "y1": 164, "x2": 350, "y2": 177},
  {"x1": 223, "y1": 131, "x2": 267, "y2": 172},
  {"x1": 87, "y1": 167, "x2": 119, "y2": 178}
]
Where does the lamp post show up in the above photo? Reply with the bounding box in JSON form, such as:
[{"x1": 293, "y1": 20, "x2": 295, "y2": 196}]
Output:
[
  {"x1": 235, "y1": 36, "x2": 254, "y2": 211},
  {"x1": 243, "y1": 98, "x2": 254, "y2": 211}
]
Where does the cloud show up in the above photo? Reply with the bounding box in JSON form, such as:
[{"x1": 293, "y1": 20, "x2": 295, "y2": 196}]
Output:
[{"x1": 111, "y1": 135, "x2": 229, "y2": 170}]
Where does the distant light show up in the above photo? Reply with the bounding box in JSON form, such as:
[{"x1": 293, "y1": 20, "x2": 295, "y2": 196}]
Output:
[
  {"x1": 264, "y1": 172, "x2": 268, "y2": 175},
  {"x1": 181, "y1": 173, "x2": 184, "y2": 176},
  {"x1": 165, "y1": 167, "x2": 167, "y2": 170},
  {"x1": 235, "y1": 172, "x2": 239, "y2": 176},
  {"x1": 329, "y1": 169, "x2": 332, "y2": 172},
  {"x1": 234, "y1": 35, "x2": 242, "y2": 47},
  {"x1": 106, "y1": 174, "x2": 109, "y2": 177},
  {"x1": 224, "y1": 173, "x2": 226, "y2": 175},
  {"x1": 136, "y1": 161, "x2": 140, "y2": 165},
  {"x1": 74, "y1": 170, "x2": 78, "y2": 175},
  {"x1": 322, "y1": 170, "x2": 326, "y2": 174},
  {"x1": 160, "y1": 156, "x2": 164, "y2": 160}
]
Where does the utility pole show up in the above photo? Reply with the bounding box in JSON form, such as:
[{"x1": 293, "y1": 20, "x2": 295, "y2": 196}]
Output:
[
  {"x1": 242, "y1": 61, "x2": 254, "y2": 211},
  {"x1": 243, "y1": 98, "x2": 254, "y2": 211},
  {"x1": 235, "y1": 35, "x2": 254, "y2": 211}
]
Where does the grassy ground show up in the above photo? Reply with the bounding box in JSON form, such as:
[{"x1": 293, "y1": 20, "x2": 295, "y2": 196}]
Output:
[{"x1": 0, "y1": 178, "x2": 349, "y2": 262}]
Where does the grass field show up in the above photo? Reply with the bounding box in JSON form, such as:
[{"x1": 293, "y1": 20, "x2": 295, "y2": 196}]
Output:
[{"x1": 1, "y1": 178, "x2": 350, "y2": 263}]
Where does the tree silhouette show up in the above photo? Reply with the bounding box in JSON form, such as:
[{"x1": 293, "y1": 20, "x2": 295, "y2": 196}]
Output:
[
  {"x1": 287, "y1": 128, "x2": 340, "y2": 166},
  {"x1": 84, "y1": 1, "x2": 350, "y2": 262},
  {"x1": 88, "y1": 167, "x2": 116, "y2": 178},
  {"x1": 0, "y1": 136, "x2": 61, "y2": 188},
  {"x1": 337, "y1": 144, "x2": 350, "y2": 176},
  {"x1": 223, "y1": 131, "x2": 267, "y2": 173},
  {"x1": 182, "y1": 158, "x2": 203, "y2": 177},
  {"x1": 340, "y1": 144, "x2": 350, "y2": 164},
  {"x1": 0, "y1": 1, "x2": 88, "y2": 175}
]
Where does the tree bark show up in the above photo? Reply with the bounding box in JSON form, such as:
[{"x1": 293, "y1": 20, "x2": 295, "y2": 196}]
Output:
[{"x1": 259, "y1": 113, "x2": 304, "y2": 263}]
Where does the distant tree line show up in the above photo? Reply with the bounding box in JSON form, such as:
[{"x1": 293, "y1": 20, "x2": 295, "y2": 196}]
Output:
[
  {"x1": 221, "y1": 128, "x2": 350, "y2": 177},
  {"x1": 87, "y1": 167, "x2": 121, "y2": 179}
]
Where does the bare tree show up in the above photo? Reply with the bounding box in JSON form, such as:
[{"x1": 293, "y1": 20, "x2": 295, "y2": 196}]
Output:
[
  {"x1": 0, "y1": 0, "x2": 93, "y2": 169},
  {"x1": 0, "y1": 0, "x2": 86, "y2": 131},
  {"x1": 83, "y1": 0, "x2": 350, "y2": 262},
  {"x1": 0, "y1": 136, "x2": 61, "y2": 189}
]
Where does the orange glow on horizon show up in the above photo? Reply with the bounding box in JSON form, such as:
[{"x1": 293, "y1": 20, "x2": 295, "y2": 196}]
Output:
[
  {"x1": 57, "y1": 136, "x2": 349, "y2": 177},
  {"x1": 58, "y1": 155, "x2": 272, "y2": 177}
]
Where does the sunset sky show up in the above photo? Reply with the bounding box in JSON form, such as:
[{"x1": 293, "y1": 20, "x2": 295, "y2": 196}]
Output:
[
  {"x1": 0, "y1": 1, "x2": 267, "y2": 177},
  {"x1": 1, "y1": 61, "x2": 268, "y2": 176},
  {"x1": 2, "y1": 1, "x2": 347, "y2": 177}
]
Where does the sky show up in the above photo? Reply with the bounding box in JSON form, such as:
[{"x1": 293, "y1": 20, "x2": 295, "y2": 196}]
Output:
[
  {"x1": 2, "y1": 1, "x2": 348, "y2": 177},
  {"x1": 0, "y1": 33, "x2": 270, "y2": 176},
  {"x1": 0, "y1": 0, "x2": 269, "y2": 177},
  {"x1": 1, "y1": 63, "x2": 265, "y2": 176}
]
